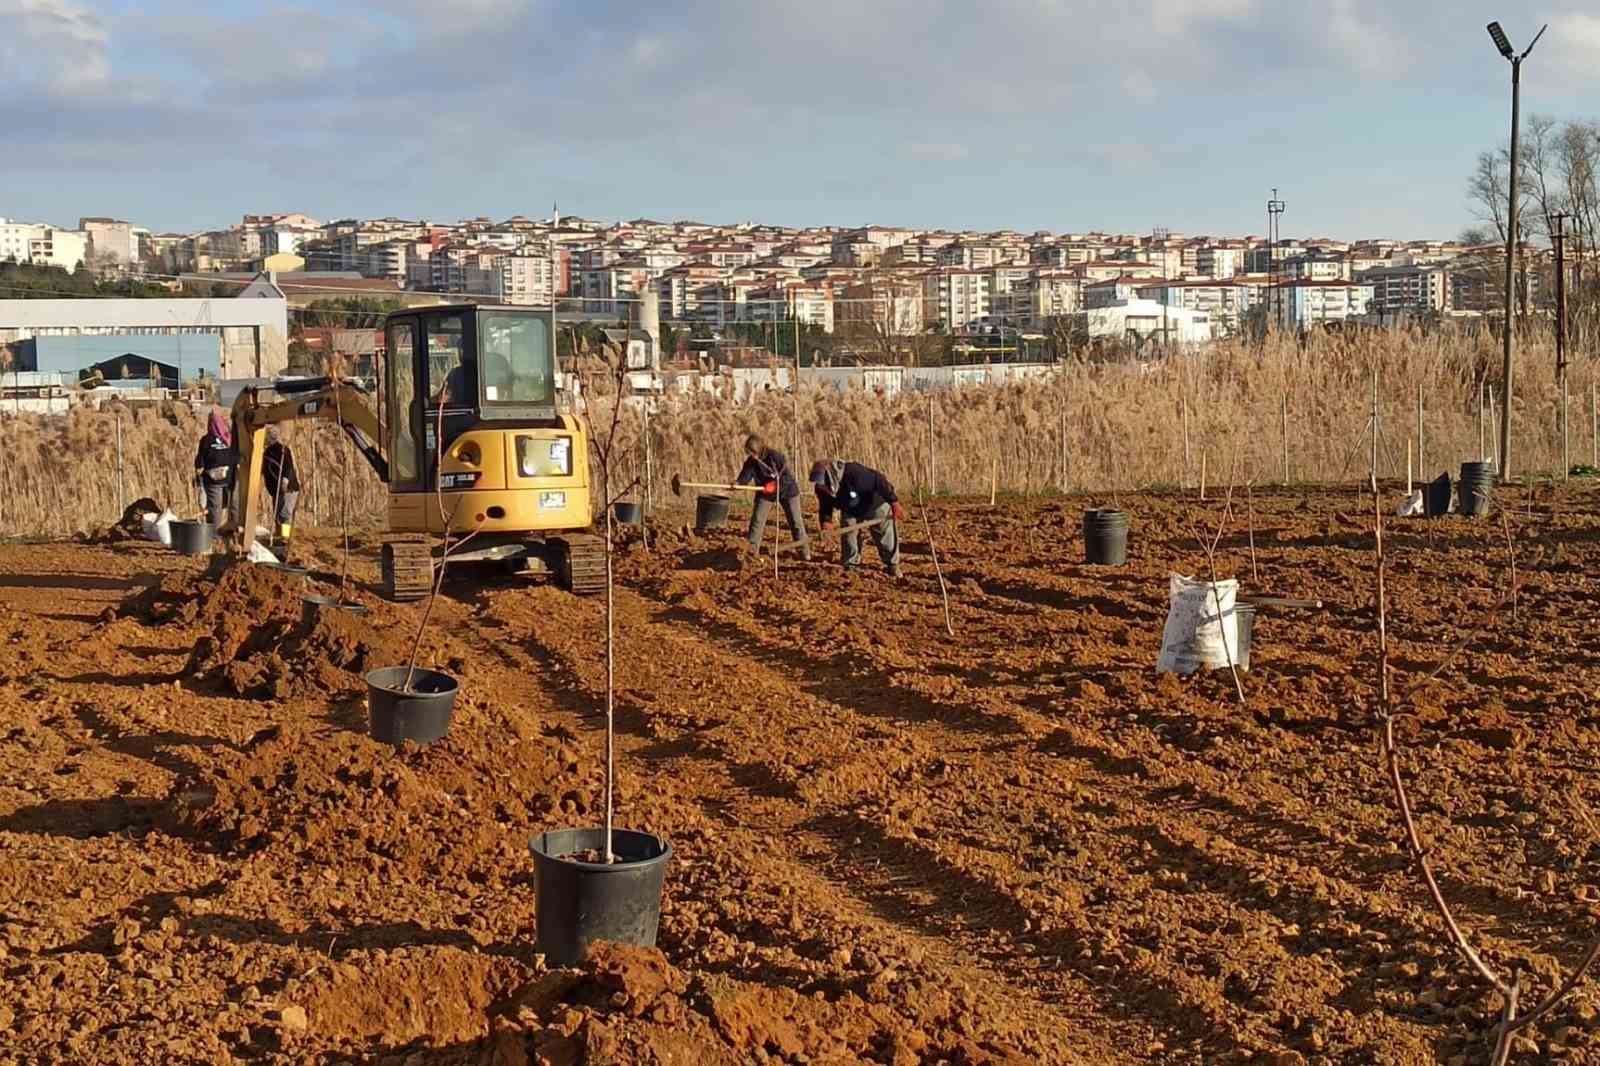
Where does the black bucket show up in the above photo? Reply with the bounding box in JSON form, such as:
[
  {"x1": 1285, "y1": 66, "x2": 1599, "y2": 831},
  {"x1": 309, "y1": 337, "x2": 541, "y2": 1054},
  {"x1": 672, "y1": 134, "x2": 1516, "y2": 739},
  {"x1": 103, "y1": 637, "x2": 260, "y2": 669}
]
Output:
[
  {"x1": 529, "y1": 828, "x2": 672, "y2": 967},
  {"x1": 1424, "y1": 472, "x2": 1453, "y2": 518},
  {"x1": 613, "y1": 501, "x2": 643, "y2": 525},
  {"x1": 695, "y1": 494, "x2": 731, "y2": 531},
  {"x1": 364, "y1": 666, "x2": 459, "y2": 747},
  {"x1": 302, "y1": 595, "x2": 368, "y2": 629},
  {"x1": 1234, "y1": 603, "x2": 1256, "y2": 672},
  {"x1": 170, "y1": 520, "x2": 214, "y2": 556},
  {"x1": 1083, "y1": 509, "x2": 1130, "y2": 565},
  {"x1": 1458, "y1": 461, "x2": 1496, "y2": 517}
]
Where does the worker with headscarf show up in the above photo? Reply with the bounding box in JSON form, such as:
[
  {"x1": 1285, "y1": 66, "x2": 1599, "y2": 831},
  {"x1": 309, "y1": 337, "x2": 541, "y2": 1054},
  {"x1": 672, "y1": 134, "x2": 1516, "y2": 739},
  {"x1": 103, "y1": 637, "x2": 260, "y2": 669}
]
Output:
[
  {"x1": 194, "y1": 409, "x2": 237, "y2": 527},
  {"x1": 809, "y1": 458, "x2": 906, "y2": 577},
  {"x1": 734, "y1": 433, "x2": 809, "y2": 559},
  {"x1": 261, "y1": 426, "x2": 301, "y2": 546}
]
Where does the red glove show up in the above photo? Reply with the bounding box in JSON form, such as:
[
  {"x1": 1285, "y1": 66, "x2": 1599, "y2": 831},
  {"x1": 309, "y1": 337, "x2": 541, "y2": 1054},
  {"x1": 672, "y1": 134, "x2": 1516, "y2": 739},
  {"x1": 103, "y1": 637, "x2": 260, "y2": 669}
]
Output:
[
  {"x1": 820, "y1": 520, "x2": 837, "y2": 532},
  {"x1": 891, "y1": 502, "x2": 907, "y2": 522},
  {"x1": 762, "y1": 479, "x2": 778, "y2": 498}
]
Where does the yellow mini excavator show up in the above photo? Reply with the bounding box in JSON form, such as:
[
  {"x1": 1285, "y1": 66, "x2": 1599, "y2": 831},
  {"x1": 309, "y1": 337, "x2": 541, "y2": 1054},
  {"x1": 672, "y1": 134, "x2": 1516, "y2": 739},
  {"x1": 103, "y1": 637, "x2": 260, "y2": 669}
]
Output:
[{"x1": 227, "y1": 304, "x2": 605, "y2": 600}]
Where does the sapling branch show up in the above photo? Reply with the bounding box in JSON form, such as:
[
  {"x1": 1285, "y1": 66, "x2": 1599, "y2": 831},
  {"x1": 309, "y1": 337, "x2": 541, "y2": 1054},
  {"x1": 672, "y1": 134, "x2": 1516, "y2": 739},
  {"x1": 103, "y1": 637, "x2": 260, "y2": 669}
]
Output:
[{"x1": 918, "y1": 493, "x2": 955, "y2": 638}]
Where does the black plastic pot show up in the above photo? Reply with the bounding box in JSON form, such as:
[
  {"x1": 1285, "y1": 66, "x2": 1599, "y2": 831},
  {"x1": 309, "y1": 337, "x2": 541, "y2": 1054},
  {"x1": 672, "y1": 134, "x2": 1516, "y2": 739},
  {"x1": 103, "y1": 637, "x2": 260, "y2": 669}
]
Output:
[
  {"x1": 364, "y1": 666, "x2": 459, "y2": 747},
  {"x1": 1458, "y1": 461, "x2": 1495, "y2": 517},
  {"x1": 613, "y1": 501, "x2": 643, "y2": 525},
  {"x1": 1424, "y1": 472, "x2": 1453, "y2": 518},
  {"x1": 695, "y1": 494, "x2": 731, "y2": 531},
  {"x1": 170, "y1": 520, "x2": 214, "y2": 556},
  {"x1": 530, "y1": 828, "x2": 672, "y2": 967},
  {"x1": 302, "y1": 595, "x2": 369, "y2": 629},
  {"x1": 1235, "y1": 603, "x2": 1256, "y2": 672},
  {"x1": 1082, "y1": 509, "x2": 1129, "y2": 565}
]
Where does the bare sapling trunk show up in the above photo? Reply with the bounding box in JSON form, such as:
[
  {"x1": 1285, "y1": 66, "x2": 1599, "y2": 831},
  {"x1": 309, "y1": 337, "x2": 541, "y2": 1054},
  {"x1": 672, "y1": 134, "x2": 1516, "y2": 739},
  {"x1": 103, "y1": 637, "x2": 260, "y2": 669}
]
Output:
[
  {"x1": 1371, "y1": 481, "x2": 1600, "y2": 1063},
  {"x1": 403, "y1": 393, "x2": 484, "y2": 692},
  {"x1": 1188, "y1": 479, "x2": 1244, "y2": 704},
  {"x1": 919, "y1": 492, "x2": 955, "y2": 638}
]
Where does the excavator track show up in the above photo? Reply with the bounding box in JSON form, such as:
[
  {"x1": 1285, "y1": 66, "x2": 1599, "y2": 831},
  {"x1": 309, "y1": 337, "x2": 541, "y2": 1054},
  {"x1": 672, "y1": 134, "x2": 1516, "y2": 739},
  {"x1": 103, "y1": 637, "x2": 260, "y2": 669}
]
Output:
[
  {"x1": 381, "y1": 539, "x2": 434, "y2": 602},
  {"x1": 553, "y1": 535, "x2": 607, "y2": 596}
]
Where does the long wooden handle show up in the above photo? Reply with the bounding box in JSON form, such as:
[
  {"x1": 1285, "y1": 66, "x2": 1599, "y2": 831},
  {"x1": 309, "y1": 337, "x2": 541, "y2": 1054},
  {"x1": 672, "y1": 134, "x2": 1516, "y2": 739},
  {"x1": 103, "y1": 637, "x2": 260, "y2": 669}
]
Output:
[{"x1": 774, "y1": 516, "x2": 887, "y2": 554}]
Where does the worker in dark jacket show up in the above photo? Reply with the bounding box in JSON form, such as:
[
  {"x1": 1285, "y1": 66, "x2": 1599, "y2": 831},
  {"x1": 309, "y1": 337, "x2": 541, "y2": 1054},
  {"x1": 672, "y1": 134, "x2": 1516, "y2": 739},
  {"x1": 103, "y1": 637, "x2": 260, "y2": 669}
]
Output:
[
  {"x1": 810, "y1": 458, "x2": 905, "y2": 577},
  {"x1": 735, "y1": 434, "x2": 809, "y2": 559},
  {"x1": 194, "y1": 409, "x2": 237, "y2": 527},
  {"x1": 261, "y1": 426, "x2": 301, "y2": 543}
]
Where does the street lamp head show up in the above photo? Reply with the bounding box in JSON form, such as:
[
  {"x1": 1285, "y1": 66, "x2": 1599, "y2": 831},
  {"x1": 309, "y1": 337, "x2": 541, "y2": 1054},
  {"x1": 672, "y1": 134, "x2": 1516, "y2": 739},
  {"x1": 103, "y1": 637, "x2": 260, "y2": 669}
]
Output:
[{"x1": 1487, "y1": 21, "x2": 1515, "y2": 59}]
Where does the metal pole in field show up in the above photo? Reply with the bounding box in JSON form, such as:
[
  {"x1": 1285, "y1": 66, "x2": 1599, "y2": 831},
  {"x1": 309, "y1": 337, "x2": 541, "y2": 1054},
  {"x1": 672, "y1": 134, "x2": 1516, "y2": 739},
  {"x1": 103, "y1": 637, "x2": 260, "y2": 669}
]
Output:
[
  {"x1": 1280, "y1": 392, "x2": 1289, "y2": 485},
  {"x1": 1182, "y1": 396, "x2": 1191, "y2": 488},
  {"x1": 1370, "y1": 364, "x2": 1379, "y2": 492},
  {"x1": 1488, "y1": 21, "x2": 1549, "y2": 480},
  {"x1": 114, "y1": 409, "x2": 124, "y2": 517},
  {"x1": 1478, "y1": 377, "x2": 1487, "y2": 461},
  {"x1": 1415, "y1": 379, "x2": 1424, "y2": 479},
  {"x1": 1556, "y1": 212, "x2": 1569, "y2": 480},
  {"x1": 926, "y1": 393, "x2": 936, "y2": 497}
]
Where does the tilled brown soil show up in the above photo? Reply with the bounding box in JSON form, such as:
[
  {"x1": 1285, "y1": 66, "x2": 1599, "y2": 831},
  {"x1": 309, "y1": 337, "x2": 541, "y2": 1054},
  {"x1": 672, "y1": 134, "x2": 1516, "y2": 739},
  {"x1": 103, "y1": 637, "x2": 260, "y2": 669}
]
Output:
[{"x1": 3, "y1": 487, "x2": 1600, "y2": 1064}]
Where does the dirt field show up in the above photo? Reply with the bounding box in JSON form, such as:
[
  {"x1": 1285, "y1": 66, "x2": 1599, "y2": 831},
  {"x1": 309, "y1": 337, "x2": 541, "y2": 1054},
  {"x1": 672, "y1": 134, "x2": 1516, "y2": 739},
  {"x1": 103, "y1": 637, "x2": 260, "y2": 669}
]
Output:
[{"x1": 3, "y1": 486, "x2": 1600, "y2": 1065}]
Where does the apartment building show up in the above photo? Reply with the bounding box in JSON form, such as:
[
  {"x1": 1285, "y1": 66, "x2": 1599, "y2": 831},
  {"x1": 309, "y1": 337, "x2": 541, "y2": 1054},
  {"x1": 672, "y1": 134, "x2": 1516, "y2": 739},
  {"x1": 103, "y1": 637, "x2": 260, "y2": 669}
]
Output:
[
  {"x1": 1274, "y1": 279, "x2": 1373, "y2": 330},
  {"x1": 495, "y1": 253, "x2": 555, "y2": 306},
  {"x1": 838, "y1": 275, "x2": 927, "y2": 336},
  {"x1": 1029, "y1": 272, "x2": 1082, "y2": 323},
  {"x1": 1360, "y1": 263, "x2": 1452, "y2": 317},
  {"x1": 830, "y1": 226, "x2": 916, "y2": 267},
  {"x1": 1196, "y1": 243, "x2": 1248, "y2": 279},
  {"x1": 29, "y1": 228, "x2": 89, "y2": 271},
  {"x1": 0, "y1": 220, "x2": 44, "y2": 264},
  {"x1": 79, "y1": 217, "x2": 139, "y2": 266},
  {"x1": 1135, "y1": 279, "x2": 1258, "y2": 334},
  {"x1": 656, "y1": 264, "x2": 728, "y2": 323},
  {"x1": 923, "y1": 270, "x2": 991, "y2": 331}
]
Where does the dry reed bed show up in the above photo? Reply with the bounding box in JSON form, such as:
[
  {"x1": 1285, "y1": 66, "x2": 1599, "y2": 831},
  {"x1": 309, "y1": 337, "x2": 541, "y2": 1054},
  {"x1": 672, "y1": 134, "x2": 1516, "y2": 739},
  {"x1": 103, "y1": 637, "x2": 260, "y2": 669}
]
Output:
[{"x1": 0, "y1": 330, "x2": 1587, "y2": 538}]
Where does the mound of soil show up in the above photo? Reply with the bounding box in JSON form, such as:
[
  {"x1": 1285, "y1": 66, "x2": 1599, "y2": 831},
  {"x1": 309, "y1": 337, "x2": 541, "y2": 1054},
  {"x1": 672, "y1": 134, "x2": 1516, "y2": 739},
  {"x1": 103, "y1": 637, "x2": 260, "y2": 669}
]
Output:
[{"x1": 475, "y1": 942, "x2": 1029, "y2": 1066}]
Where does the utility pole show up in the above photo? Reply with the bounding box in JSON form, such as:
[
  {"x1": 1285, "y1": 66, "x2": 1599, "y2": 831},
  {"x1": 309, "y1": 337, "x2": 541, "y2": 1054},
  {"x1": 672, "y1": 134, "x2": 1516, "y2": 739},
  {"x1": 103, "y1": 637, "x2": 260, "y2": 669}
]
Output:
[
  {"x1": 1556, "y1": 212, "x2": 1570, "y2": 478},
  {"x1": 1487, "y1": 20, "x2": 1548, "y2": 479}
]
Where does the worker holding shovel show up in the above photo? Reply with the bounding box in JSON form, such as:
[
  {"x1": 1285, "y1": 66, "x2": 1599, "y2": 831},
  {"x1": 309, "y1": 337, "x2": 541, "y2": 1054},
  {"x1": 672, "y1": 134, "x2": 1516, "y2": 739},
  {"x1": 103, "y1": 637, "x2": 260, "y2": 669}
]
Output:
[
  {"x1": 810, "y1": 458, "x2": 905, "y2": 578},
  {"x1": 735, "y1": 434, "x2": 810, "y2": 560}
]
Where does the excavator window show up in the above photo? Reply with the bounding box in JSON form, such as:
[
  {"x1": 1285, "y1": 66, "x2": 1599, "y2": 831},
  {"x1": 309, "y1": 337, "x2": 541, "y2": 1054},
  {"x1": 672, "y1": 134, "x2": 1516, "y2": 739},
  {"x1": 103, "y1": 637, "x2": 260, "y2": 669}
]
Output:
[
  {"x1": 426, "y1": 313, "x2": 471, "y2": 408},
  {"x1": 386, "y1": 319, "x2": 420, "y2": 487},
  {"x1": 480, "y1": 313, "x2": 553, "y2": 406}
]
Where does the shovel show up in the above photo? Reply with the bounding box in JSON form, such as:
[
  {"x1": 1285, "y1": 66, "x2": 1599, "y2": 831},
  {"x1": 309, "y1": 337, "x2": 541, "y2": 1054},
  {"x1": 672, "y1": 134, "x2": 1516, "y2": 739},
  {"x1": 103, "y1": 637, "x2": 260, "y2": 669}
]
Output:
[
  {"x1": 773, "y1": 516, "x2": 886, "y2": 555},
  {"x1": 670, "y1": 473, "x2": 764, "y2": 497}
]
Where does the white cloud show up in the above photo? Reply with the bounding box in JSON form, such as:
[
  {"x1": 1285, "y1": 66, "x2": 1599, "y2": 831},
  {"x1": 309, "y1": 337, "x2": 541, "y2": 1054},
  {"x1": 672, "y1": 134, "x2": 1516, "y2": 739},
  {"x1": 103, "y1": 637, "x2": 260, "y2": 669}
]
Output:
[
  {"x1": 0, "y1": 0, "x2": 109, "y2": 85},
  {"x1": 1548, "y1": 14, "x2": 1600, "y2": 83}
]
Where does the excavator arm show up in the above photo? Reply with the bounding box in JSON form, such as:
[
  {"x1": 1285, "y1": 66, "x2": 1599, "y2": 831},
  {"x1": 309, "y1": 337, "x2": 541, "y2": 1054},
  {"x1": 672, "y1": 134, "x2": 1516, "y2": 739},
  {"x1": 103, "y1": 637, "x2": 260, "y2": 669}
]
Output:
[{"x1": 228, "y1": 378, "x2": 388, "y2": 546}]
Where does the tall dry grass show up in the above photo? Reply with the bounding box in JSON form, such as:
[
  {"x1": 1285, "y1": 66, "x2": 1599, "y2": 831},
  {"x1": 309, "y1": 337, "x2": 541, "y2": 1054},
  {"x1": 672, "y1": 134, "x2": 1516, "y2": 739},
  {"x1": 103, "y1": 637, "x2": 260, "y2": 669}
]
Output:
[{"x1": 0, "y1": 328, "x2": 1588, "y2": 539}]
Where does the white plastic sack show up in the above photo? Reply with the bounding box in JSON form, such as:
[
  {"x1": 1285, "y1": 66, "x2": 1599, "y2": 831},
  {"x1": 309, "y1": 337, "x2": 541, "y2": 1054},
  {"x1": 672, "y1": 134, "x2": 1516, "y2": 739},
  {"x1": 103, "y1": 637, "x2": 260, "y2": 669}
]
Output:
[
  {"x1": 1396, "y1": 490, "x2": 1424, "y2": 517},
  {"x1": 247, "y1": 540, "x2": 280, "y2": 564},
  {"x1": 141, "y1": 509, "x2": 176, "y2": 547},
  {"x1": 1156, "y1": 573, "x2": 1241, "y2": 674}
]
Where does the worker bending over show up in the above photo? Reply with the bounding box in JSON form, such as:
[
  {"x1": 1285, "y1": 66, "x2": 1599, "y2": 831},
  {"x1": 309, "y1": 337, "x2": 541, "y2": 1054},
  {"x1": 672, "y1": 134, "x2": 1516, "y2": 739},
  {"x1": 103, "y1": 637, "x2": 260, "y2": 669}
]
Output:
[
  {"x1": 810, "y1": 458, "x2": 906, "y2": 577},
  {"x1": 262, "y1": 426, "x2": 301, "y2": 547},
  {"x1": 735, "y1": 434, "x2": 809, "y2": 560}
]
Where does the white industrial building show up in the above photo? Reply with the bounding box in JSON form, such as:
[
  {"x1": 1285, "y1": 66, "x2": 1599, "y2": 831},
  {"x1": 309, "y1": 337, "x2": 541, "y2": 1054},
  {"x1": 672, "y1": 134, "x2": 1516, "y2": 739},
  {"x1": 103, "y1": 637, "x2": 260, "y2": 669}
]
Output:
[
  {"x1": 0, "y1": 290, "x2": 290, "y2": 380},
  {"x1": 1086, "y1": 299, "x2": 1213, "y2": 346}
]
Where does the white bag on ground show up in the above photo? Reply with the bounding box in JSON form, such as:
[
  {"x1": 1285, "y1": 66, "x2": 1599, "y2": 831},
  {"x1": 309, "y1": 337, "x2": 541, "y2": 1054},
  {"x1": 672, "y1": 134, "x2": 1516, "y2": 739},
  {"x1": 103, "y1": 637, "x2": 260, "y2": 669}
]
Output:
[
  {"x1": 1157, "y1": 573, "x2": 1241, "y2": 674},
  {"x1": 247, "y1": 540, "x2": 280, "y2": 564},
  {"x1": 1396, "y1": 490, "x2": 1423, "y2": 517},
  {"x1": 142, "y1": 509, "x2": 176, "y2": 546}
]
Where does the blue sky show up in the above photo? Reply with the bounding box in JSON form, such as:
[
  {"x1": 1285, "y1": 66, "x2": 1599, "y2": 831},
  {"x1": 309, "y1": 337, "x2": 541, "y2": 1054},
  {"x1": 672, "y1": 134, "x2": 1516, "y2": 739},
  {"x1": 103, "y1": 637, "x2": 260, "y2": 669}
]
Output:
[{"x1": 4, "y1": 0, "x2": 1600, "y2": 240}]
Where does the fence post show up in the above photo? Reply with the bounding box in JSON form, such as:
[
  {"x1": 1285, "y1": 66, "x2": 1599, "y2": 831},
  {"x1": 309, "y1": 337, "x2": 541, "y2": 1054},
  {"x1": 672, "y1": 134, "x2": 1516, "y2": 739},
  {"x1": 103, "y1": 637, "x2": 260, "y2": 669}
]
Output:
[
  {"x1": 1415, "y1": 379, "x2": 1423, "y2": 480},
  {"x1": 114, "y1": 408, "x2": 124, "y2": 520},
  {"x1": 926, "y1": 394, "x2": 936, "y2": 497},
  {"x1": 1280, "y1": 392, "x2": 1289, "y2": 485}
]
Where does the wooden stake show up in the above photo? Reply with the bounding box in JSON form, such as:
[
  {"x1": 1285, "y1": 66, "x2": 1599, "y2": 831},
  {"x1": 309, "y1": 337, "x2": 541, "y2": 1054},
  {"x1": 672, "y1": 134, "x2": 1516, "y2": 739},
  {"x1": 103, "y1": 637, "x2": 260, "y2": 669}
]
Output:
[
  {"x1": 1059, "y1": 409, "x2": 1068, "y2": 493},
  {"x1": 1489, "y1": 389, "x2": 1499, "y2": 473},
  {"x1": 1478, "y1": 377, "x2": 1487, "y2": 462},
  {"x1": 926, "y1": 395, "x2": 936, "y2": 497},
  {"x1": 1280, "y1": 392, "x2": 1289, "y2": 486},
  {"x1": 1182, "y1": 396, "x2": 1191, "y2": 488},
  {"x1": 1562, "y1": 372, "x2": 1571, "y2": 480},
  {"x1": 1415, "y1": 379, "x2": 1424, "y2": 479},
  {"x1": 989, "y1": 453, "x2": 999, "y2": 507},
  {"x1": 1199, "y1": 450, "x2": 1207, "y2": 501},
  {"x1": 114, "y1": 409, "x2": 124, "y2": 519},
  {"x1": 1406, "y1": 437, "x2": 1413, "y2": 496},
  {"x1": 1592, "y1": 379, "x2": 1598, "y2": 469},
  {"x1": 1370, "y1": 363, "x2": 1379, "y2": 493}
]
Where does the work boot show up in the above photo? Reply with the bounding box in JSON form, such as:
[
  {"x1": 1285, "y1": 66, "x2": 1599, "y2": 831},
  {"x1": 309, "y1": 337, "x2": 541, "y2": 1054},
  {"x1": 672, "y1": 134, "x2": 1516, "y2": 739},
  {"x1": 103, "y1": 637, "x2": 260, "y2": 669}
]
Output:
[{"x1": 888, "y1": 566, "x2": 902, "y2": 579}]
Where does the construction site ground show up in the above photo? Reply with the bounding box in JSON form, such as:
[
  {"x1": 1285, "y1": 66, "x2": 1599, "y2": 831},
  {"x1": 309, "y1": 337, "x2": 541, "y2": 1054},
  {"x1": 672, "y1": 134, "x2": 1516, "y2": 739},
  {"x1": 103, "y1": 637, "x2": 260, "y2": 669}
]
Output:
[{"x1": 3, "y1": 486, "x2": 1600, "y2": 1065}]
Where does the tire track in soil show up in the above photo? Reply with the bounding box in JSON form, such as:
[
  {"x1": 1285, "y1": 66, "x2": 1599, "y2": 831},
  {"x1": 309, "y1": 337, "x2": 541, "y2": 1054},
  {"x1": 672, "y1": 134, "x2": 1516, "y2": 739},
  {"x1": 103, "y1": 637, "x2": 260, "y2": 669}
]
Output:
[
  {"x1": 464, "y1": 583, "x2": 1154, "y2": 1065},
  {"x1": 632, "y1": 566, "x2": 1456, "y2": 1062}
]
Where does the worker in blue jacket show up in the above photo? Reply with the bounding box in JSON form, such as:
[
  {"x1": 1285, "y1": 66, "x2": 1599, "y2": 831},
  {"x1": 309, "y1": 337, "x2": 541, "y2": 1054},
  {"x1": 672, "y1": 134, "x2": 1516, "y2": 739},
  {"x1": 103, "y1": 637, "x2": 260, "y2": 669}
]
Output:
[
  {"x1": 810, "y1": 458, "x2": 905, "y2": 577},
  {"x1": 734, "y1": 434, "x2": 809, "y2": 560}
]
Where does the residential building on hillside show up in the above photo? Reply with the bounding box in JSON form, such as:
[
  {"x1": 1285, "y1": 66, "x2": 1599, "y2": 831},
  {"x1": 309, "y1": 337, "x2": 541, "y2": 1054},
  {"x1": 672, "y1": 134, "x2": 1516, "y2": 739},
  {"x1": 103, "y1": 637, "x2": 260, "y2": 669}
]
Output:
[
  {"x1": 29, "y1": 228, "x2": 88, "y2": 271},
  {"x1": 0, "y1": 220, "x2": 44, "y2": 264},
  {"x1": 79, "y1": 217, "x2": 139, "y2": 267},
  {"x1": 1135, "y1": 279, "x2": 1258, "y2": 335},
  {"x1": 495, "y1": 253, "x2": 555, "y2": 306},
  {"x1": 1360, "y1": 263, "x2": 1453, "y2": 318},
  {"x1": 1196, "y1": 243, "x2": 1248, "y2": 278},
  {"x1": 838, "y1": 276, "x2": 927, "y2": 336},
  {"x1": 1273, "y1": 279, "x2": 1373, "y2": 330},
  {"x1": 923, "y1": 270, "x2": 991, "y2": 331},
  {"x1": 1029, "y1": 272, "x2": 1082, "y2": 324}
]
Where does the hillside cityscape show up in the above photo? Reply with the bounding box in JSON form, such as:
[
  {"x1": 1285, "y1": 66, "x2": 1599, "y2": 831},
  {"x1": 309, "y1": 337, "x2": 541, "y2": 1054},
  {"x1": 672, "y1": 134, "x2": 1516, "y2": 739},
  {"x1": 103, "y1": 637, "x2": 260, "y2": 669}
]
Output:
[{"x1": 0, "y1": 208, "x2": 1538, "y2": 359}]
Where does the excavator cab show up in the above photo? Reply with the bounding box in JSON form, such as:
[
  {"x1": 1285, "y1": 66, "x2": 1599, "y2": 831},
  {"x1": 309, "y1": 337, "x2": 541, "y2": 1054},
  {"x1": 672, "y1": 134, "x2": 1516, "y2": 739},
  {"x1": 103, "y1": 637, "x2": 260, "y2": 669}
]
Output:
[{"x1": 230, "y1": 305, "x2": 604, "y2": 600}]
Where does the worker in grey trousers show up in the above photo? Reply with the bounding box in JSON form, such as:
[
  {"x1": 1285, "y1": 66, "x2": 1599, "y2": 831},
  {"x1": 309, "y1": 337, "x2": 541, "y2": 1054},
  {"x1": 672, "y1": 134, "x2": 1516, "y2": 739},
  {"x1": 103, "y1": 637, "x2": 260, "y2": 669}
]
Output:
[
  {"x1": 734, "y1": 434, "x2": 810, "y2": 559},
  {"x1": 810, "y1": 458, "x2": 905, "y2": 577}
]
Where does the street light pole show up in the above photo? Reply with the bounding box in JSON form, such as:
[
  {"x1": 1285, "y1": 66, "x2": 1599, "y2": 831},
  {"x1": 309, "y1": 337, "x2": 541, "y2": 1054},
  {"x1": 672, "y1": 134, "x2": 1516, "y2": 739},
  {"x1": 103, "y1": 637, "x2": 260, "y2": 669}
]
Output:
[{"x1": 1488, "y1": 19, "x2": 1547, "y2": 479}]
